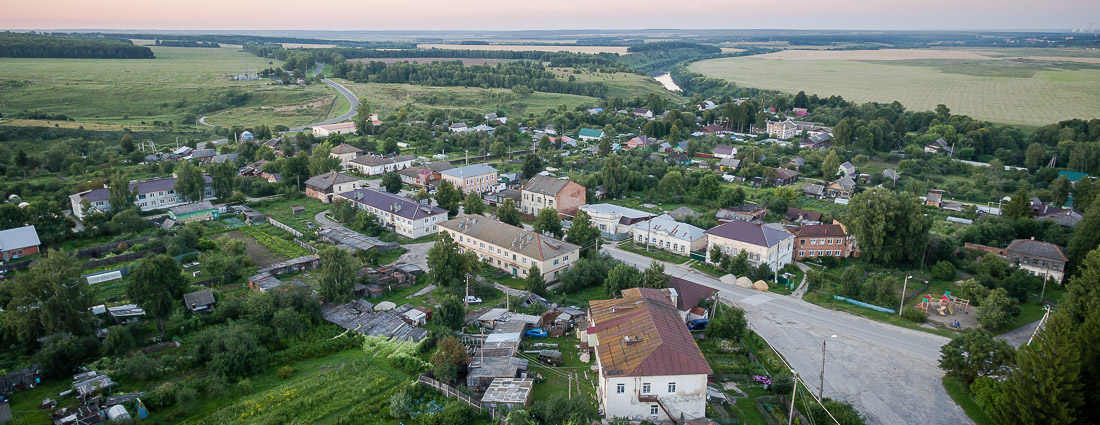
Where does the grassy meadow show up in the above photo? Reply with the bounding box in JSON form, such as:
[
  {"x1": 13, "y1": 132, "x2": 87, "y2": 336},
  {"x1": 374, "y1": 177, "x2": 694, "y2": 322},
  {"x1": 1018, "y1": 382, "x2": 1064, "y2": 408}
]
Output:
[
  {"x1": 688, "y1": 48, "x2": 1100, "y2": 126},
  {"x1": 0, "y1": 46, "x2": 330, "y2": 128},
  {"x1": 337, "y1": 80, "x2": 599, "y2": 118},
  {"x1": 548, "y1": 67, "x2": 684, "y2": 103}
]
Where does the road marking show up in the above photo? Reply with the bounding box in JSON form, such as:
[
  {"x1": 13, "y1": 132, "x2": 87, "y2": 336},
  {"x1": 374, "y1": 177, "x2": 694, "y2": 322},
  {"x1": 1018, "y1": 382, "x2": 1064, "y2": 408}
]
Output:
[{"x1": 740, "y1": 294, "x2": 773, "y2": 306}]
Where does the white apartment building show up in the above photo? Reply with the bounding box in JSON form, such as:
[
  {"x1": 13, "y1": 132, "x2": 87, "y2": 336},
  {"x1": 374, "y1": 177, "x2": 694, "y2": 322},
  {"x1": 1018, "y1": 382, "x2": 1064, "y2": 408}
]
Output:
[
  {"x1": 704, "y1": 221, "x2": 794, "y2": 271},
  {"x1": 69, "y1": 176, "x2": 213, "y2": 218},
  {"x1": 630, "y1": 214, "x2": 707, "y2": 256},
  {"x1": 335, "y1": 189, "x2": 449, "y2": 239},
  {"x1": 577, "y1": 204, "x2": 655, "y2": 241},
  {"x1": 349, "y1": 154, "x2": 416, "y2": 176},
  {"x1": 440, "y1": 215, "x2": 578, "y2": 281}
]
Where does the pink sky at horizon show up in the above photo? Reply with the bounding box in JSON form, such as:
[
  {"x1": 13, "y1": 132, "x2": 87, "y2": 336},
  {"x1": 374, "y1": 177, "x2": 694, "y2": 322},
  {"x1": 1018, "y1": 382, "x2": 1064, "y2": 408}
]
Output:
[{"x1": 2, "y1": 0, "x2": 1096, "y2": 31}]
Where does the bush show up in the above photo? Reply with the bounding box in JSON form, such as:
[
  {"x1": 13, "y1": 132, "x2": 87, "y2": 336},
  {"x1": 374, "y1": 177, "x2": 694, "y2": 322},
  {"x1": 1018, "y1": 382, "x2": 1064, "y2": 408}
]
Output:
[
  {"x1": 37, "y1": 334, "x2": 99, "y2": 379},
  {"x1": 175, "y1": 385, "x2": 198, "y2": 407},
  {"x1": 118, "y1": 353, "x2": 159, "y2": 382},
  {"x1": 931, "y1": 261, "x2": 956, "y2": 281},
  {"x1": 277, "y1": 365, "x2": 296, "y2": 379},
  {"x1": 902, "y1": 307, "x2": 927, "y2": 323}
]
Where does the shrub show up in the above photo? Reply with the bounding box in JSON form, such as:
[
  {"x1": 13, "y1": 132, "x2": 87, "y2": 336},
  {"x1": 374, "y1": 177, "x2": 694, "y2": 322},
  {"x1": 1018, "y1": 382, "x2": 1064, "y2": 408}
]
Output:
[
  {"x1": 175, "y1": 385, "x2": 198, "y2": 407},
  {"x1": 931, "y1": 261, "x2": 956, "y2": 281},
  {"x1": 277, "y1": 365, "x2": 296, "y2": 379},
  {"x1": 902, "y1": 307, "x2": 927, "y2": 323}
]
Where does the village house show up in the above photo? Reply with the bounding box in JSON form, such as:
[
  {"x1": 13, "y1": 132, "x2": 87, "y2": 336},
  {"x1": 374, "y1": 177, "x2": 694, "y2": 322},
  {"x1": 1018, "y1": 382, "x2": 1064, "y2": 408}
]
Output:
[
  {"x1": 826, "y1": 177, "x2": 856, "y2": 199},
  {"x1": 632, "y1": 108, "x2": 654, "y2": 119},
  {"x1": 705, "y1": 221, "x2": 795, "y2": 271},
  {"x1": 335, "y1": 188, "x2": 449, "y2": 238},
  {"x1": 925, "y1": 189, "x2": 945, "y2": 208},
  {"x1": 440, "y1": 163, "x2": 498, "y2": 195},
  {"x1": 765, "y1": 118, "x2": 832, "y2": 140},
  {"x1": 588, "y1": 288, "x2": 711, "y2": 422},
  {"x1": 440, "y1": 215, "x2": 579, "y2": 281},
  {"x1": 713, "y1": 145, "x2": 736, "y2": 159},
  {"x1": 802, "y1": 183, "x2": 826, "y2": 199},
  {"x1": 698, "y1": 124, "x2": 729, "y2": 135},
  {"x1": 1031, "y1": 198, "x2": 1082, "y2": 227},
  {"x1": 800, "y1": 132, "x2": 833, "y2": 150},
  {"x1": 304, "y1": 171, "x2": 366, "y2": 203},
  {"x1": 719, "y1": 157, "x2": 741, "y2": 172},
  {"x1": 168, "y1": 201, "x2": 219, "y2": 223},
  {"x1": 630, "y1": 214, "x2": 707, "y2": 256},
  {"x1": 578, "y1": 204, "x2": 655, "y2": 241},
  {"x1": 397, "y1": 162, "x2": 453, "y2": 188},
  {"x1": 715, "y1": 203, "x2": 767, "y2": 223},
  {"x1": 449, "y1": 122, "x2": 469, "y2": 133},
  {"x1": 183, "y1": 288, "x2": 215, "y2": 314},
  {"x1": 838, "y1": 161, "x2": 856, "y2": 177},
  {"x1": 791, "y1": 223, "x2": 859, "y2": 260},
  {"x1": 69, "y1": 176, "x2": 214, "y2": 218},
  {"x1": 785, "y1": 208, "x2": 822, "y2": 225},
  {"x1": 0, "y1": 225, "x2": 41, "y2": 261},
  {"x1": 770, "y1": 168, "x2": 800, "y2": 186},
  {"x1": 1005, "y1": 238, "x2": 1067, "y2": 282},
  {"x1": 329, "y1": 143, "x2": 363, "y2": 167},
  {"x1": 578, "y1": 128, "x2": 605, "y2": 142},
  {"x1": 627, "y1": 135, "x2": 662, "y2": 149},
  {"x1": 520, "y1": 175, "x2": 587, "y2": 216},
  {"x1": 349, "y1": 154, "x2": 415, "y2": 176},
  {"x1": 698, "y1": 100, "x2": 718, "y2": 111},
  {"x1": 311, "y1": 122, "x2": 357, "y2": 138},
  {"x1": 924, "y1": 137, "x2": 954, "y2": 155}
]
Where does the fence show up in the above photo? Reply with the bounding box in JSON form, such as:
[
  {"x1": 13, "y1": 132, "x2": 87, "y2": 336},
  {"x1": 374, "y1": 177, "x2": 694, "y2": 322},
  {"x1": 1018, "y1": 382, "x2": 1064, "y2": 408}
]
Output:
[
  {"x1": 0, "y1": 259, "x2": 32, "y2": 274},
  {"x1": 81, "y1": 247, "x2": 167, "y2": 270},
  {"x1": 295, "y1": 238, "x2": 318, "y2": 253},
  {"x1": 75, "y1": 236, "x2": 155, "y2": 258},
  {"x1": 415, "y1": 375, "x2": 508, "y2": 424},
  {"x1": 268, "y1": 217, "x2": 303, "y2": 237}
]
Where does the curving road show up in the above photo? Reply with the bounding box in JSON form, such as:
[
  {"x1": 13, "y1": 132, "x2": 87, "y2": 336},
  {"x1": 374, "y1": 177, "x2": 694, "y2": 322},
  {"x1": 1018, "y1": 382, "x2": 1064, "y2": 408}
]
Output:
[
  {"x1": 602, "y1": 244, "x2": 971, "y2": 425},
  {"x1": 288, "y1": 63, "x2": 360, "y2": 132}
]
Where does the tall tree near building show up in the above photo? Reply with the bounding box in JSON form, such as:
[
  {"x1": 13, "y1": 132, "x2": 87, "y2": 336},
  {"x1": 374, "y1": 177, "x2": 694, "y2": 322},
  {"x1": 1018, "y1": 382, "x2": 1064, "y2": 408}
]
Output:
[
  {"x1": 1003, "y1": 188, "x2": 1032, "y2": 220},
  {"x1": 822, "y1": 151, "x2": 840, "y2": 179},
  {"x1": 845, "y1": 188, "x2": 930, "y2": 265},
  {"x1": 525, "y1": 264, "x2": 546, "y2": 296},
  {"x1": 435, "y1": 295, "x2": 466, "y2": 330},
  {"x1": 318, "y1": 246, "x2": 358, "y2": 303},
  {"x1": 120, "y1": 133, "x2": 136, "y2": 154},
  {"x1": 174, "y1": 161, "x2": 206, "y2": 202},
  {"x1": 643, "y1": 261, "x2": 668, "y2": 288},
  {"x1": 382, "y1": 172, "x2": 402, "y2": 194},
  {"x1": 533, "y1": 207, "x2": 563, "y2": 238},
  {"x1": 497, "y1": 198, "x2": 521, "y2": 226},
  {"x1": 1068, "y1": 197, "x2": 1100, "y2": 274},
  {"x1": 209, "y1": 161, "x2": 238, "y2": 199},
  {"x1": 127, "y1": 254, "x2": 188, "y2": 336},
  {"x1": 427, "y1": 232, "x2": 480, "y2": 290},
  {"x1": 997, "y1": 313, "x2": 1084, "y2": 425},
  {"x1": 383, "y1": 139, "x2": 399, "y2": 155},
  {"x1": 1051, "y1": 176, "x2": 1071, "y2": 207},
  {"x1": 107, "y1": 172, "x2": 135, "y2": 215},
  {"x1": 463, "y1": 192, "x2": 486, "y2": 215},
  {"x1": 434, "y1": 180, "x2": 462, "y2": 218},
  {"x1": 598, "y1": 139, "x2": 611, "y2": 157},
  {"x1": 604, "y1": 263, "x2": 642, "y2": 297},
  {"x1": 566, "y1": 209, "x2": 600, "y2": 258},
  {"x1": 793, "y1": 91, "x2": 809, "y2": 109},
  {"x1": 600, "y1": 155, "x2": 627, "y2": 198},
  {"x1": 1024, "y1": 143, "x2": 1045, "y2": 170},
  {"x1": 522, "y1": 154, "x2": 542, "y2": 179},
  {"x1": 938, "y1": 330, "x2": 1015, "y2": 386},
  {"x1": 4, "y1": 250, "x2": 94, "y2": 343}
]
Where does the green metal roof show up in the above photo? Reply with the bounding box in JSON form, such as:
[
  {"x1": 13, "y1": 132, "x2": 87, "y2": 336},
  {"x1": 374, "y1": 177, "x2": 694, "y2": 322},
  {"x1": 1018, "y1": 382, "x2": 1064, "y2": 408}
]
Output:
[
  {"x1": 578, "y1": 128, "x2": 604, "y2": 138},
  {"x1": 1058, "y1": 170, "x2": 1089, "y2": 183}
]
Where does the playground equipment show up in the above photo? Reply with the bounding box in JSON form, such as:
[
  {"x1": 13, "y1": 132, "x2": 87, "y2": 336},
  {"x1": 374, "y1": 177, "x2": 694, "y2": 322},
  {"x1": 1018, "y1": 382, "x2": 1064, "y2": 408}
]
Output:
[{"x1": 915, "y1": 292, "x2": 970, "y2": 316}]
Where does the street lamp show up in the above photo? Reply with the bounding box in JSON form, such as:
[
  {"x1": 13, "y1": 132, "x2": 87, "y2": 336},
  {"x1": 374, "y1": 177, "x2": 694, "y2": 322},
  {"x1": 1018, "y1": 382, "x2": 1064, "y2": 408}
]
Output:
[
  {"x1": 899, "y1": 275, "x2": 913, "y2": 315},
  {"x1": 820, "y1": 334, "x2": 837, "y2": 400}
]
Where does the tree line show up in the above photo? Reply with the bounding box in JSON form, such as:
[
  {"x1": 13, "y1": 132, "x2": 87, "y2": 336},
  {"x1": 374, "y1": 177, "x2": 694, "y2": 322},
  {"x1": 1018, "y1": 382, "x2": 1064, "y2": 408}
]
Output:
[
  {"x1": 154, "y1": 40, "x2": 220, "y2": 48},
  {"x1": 0, "y1": 32, "x2": 154, "y2": 59},
  {"x1": 331, "y1": 60, "x2": 610, "y2": 98}
]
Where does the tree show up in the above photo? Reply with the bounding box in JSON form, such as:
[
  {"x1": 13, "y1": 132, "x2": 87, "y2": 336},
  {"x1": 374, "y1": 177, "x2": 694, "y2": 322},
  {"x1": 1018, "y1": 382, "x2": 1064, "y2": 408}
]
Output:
[
  {"x1": 695, "y1": 174, "x2": 720, "y2": 200},
  {"x1": 127, "y1": 254, "x2": 188, "y2": 336},
  {"x1": 998, "y1": 313, "x2": 1084, "y2": 425},
  {"x1": 430, "y1": 336, "x2": 468, "y2": 384},
  {"x1": 532, "y1": 207, "x2": 563, "y2": 238},
  {"x1": 490, "y1": 141, "x2": 507, "y2": 164},
  {"x1": 174, "y1": 161, "x2": 206, "y2": 202},
  {"x1": 1051, "y1": 176, "x2": 1071, "y2": 208},
  {"x1": 1024, "y1": 143, "x2": 1045, "y2": 170},
  {"x1": 793, "y1": 91, "x2": 809, "y2": 109},
  {"x1": 931, "y1": 261, "x2": 956, "y2": 281},
  {"x1": 1068, "y1": 197, "x2": 1100, "y2": 272},
  {"x1": 938, "y1": 330, "x2": 1015, "y2": 386},
  {"x1": 525, "y1": 264, "x2": 547, "y2": 296},
  {"x1": 845, "y1": 188, "x2": 931, "y2": 265},
  {"x1": 605, "y1": 263, "x2": 642, "y2": 296},
  {"x1": 463, "y1": 192, "x2": 486, "y2": 215},
  {"x1": 318, "y1": 246, "x2": 358, "y2": 303},
  {"x1": 719, "y1": 187, "x2": 746, "y2": 208},
  {"x1": 497, "y1": 198, "x2": 521, "y2": 226},
  {"x1": 643, "y1": 261, "x2": 668, "y2": 288},
  {"x1": 1003, "y1": 188, "x2": 1032, "y2": 220},
  {"x1": 598, "y1": 138, "x2": 611, "y2": 157},
  {"x1": 427, "y1": 232, "x2": 480, "y2": 290},
  {"x1": 209, "y1": 160, "x2": 238, "y2": 199},
  {"x1": 4, "y1": 250, "x2": 94, "y2": 343},
  {"x1": 706, "y1": 304, "x2": 747, "y2": 341},
  {"x1": 382, "y1": 139, "x2": 399, "y2": 155},
  {"x1": 381, "y1": 172, "x2": 402, "y2": 194},
  {"x1": 120, "y1": 133, "x2": 136, "y2": 154},
  {"x1": 822, "y1": 151, "x2": 840, "y2": 179},
  {"x1": 600, "y1": 155, "x2": 627, "y2": 198},
  {"x1": 565, "y1": 209, "x2": 600, "y2": 258},
  {"x1": 977, "y1": 288, "x2": 1017, "y2": 330},
  {"x1": 522, "y1": 154, "x2": 542, "y2": 179},
  {"x1": 435, "y1": 295, "x2": 465, "y2": 330},
  {"x1": 308, "y1": 146, "x2": 340, "y2": 176},
  {"x1": 107, "y1": 172, "x2": 135, "y2": 215},
  {"x1": 434, "y1": 180, "x2": 462, "y2": 217}
]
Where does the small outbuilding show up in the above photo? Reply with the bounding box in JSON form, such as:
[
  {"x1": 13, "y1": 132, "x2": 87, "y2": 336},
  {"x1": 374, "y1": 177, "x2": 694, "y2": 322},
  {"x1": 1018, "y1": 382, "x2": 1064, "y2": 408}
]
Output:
[
  {"x1": 183, "y1": 289, "x2": 215, "y2": 314},
  {"x1": 480, "y1": 378, "x2": 534, "y2": 410}
]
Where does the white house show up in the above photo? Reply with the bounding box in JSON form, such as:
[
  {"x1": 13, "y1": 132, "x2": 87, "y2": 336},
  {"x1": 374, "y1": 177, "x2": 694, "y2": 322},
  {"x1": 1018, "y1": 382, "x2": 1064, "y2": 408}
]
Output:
[
  {"x1": 329, "y1": 143, "x2": 363, "y2": 168},
  {"x1": 349, "y1": 154, "x2": 416, "y2": 176},
  {"x1": 578, "y1": 204, "x2": 655, "y2": 241},
  {"x1": 312, "y1": 122, "x2": 357, "y2": 138},
  {"x1": 705, "y1": 221, "x2": 794, "y2": 271},
  {"x1": 630, "y1": 214, "x2": 707, "y2": 256},
  {"x1": 335, "y1": 189, "x2": 449, "y2": 238},
  {"x1": 589, "y1": 288, "x2": 711, "y2": 422}
]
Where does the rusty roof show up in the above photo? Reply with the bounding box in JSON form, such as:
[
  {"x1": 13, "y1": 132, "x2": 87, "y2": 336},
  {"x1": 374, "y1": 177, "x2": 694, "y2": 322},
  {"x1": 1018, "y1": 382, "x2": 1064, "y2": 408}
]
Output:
[{"x1": 589, "y1": 288, "x2": 711, "y2": 378}]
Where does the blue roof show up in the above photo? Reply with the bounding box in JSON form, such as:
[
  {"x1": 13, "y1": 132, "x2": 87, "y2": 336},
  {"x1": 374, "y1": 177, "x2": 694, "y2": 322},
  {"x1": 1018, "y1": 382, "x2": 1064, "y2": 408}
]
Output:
[{"x1": 1058, "y1": 170, "x2": 1089, "y2": 183}]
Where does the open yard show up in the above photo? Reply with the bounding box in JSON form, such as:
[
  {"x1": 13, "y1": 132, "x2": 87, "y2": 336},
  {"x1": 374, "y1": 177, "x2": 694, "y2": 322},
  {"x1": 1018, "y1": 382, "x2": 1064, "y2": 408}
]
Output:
[
  {"x1": 249, "y1": 196, "x2": 329, "y2": 235},
  {"x1": 338, "y1": 81, "x2": 598, "y2": 118},
  {"x1": 688, "y1": 48, "x2": 1100, "y2": 126},
  {"x1": 0, "y1": 46, "x2": 331, "y2": 127}
]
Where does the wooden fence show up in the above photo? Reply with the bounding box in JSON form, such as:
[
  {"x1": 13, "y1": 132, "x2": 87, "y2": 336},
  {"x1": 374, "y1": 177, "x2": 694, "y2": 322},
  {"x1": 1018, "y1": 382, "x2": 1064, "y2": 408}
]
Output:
[
  {"x1": 268, "y1": 217, "x2": 304, "y2": 237},
  {"x1": 81, "y1": 247, "x2": 167, "y2": 269},
  {"x1": 416, "y1": 375, "x2": 507, "y2": 424},
  {"x1": 75, "y1": 236, "x2": 155, "y2": 258}
]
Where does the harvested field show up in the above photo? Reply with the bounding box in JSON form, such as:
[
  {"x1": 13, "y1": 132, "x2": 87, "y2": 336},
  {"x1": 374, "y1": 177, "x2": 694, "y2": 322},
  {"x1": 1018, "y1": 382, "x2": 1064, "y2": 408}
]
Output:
[
  {"x1": 417, "y1": 43, "x2": 629, "y2": 54},
  {"x1": 349, "y1": 57, "x2": 501, "y2": 65},
  {"x1": 221, "y1": 229, "x2": 286, "y2": 268},
  {"x1": 748, "y1": 48, "x2": 1100, "y2": 63}
]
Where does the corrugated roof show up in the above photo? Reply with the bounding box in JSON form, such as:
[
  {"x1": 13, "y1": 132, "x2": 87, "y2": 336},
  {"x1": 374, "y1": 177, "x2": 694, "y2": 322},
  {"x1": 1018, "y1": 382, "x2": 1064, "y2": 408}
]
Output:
[
  {"x1": 351, "y1": 154, "x2": 415, "y2": 167},
  {"x1": 705, "y1": 220, "x2": 792, "y2": 248},
  {"x1": 304, "y1": 171, "x2": 361, "y2": 190},
  {"x1": 183, "y1": 289, "x2": 215, "y2": 308},
  {"x1": 0, "y1": 225, "x2": 40, "y2": 251},
  {"x1": 330, "y1": 143, "x2": 362, "y2": 154},
  {"x1": 440, "y1": 163, "x2": 498, "y2": 179},
  {"x1": 1005, "y1": 239, "x2": 1067, "y2": 261},
  {"x1": 666, "y1": 276, "x2": 716, "y2": 311},
  {"x1": 439, "y1": 215, "x2": 578, "y2": 261},
  {"x1": 579, "y1": 203, "x2": 653, "y2": 219},
  {"x1": 630, "y1": 214, "x2": 705, "y2": 241},
  {"x1": 589, "y1": 288, "x2": 711, "y2": 377},
  {"x1": 170, "y1": 201, "x2": 215, "y2": 216},
  {"x1": 337, "y1": 189, "x2": 447, "y2": 220},
  {"x1": 522, "y1": 175, "x2": 573, "y2": 196},
  {"x1": 792, "y1": 224, "x2": 846, "y2": 238}
]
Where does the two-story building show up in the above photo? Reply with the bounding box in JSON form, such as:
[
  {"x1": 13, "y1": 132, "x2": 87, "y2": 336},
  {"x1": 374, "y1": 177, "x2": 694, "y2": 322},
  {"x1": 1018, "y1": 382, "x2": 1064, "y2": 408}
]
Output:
[
  {"x1": 705, "y1": 221, "x2": 794, "y2": 271},
  {"x1": 790, "y1": 223, "x2": 859, "y2": 260},
  {"x1": 397, "y1": 162, "x2": 454, "y2": 188},
  {"x1": 630, "y1": 214, "x2": 707, "y2": 257},
  {"x1": 589, "y1": 288, "x2": 711, "y2": 422},
  {"x1": 1004, "y1": 238, "x2": 1067, "y2": 283},
  {"x1": 349, "y1": 154, "x2": 416, "y2": 176},
  {"x1": 69, "y1": 176, "x2": 214, "y2": 218},
  {"x1": 304, "y1": 171, "x2": 366, "y2": 203},
  {"x1": 520, "y1": 175, "x2": 587, "y2": 216},
  {"x1": 335, "y1": 189, "x2": 449, "y2": 238},
  {"x1": 329, "y1": 143, "x2": 363, "y2": 168},
  {"x1": 440, "y1": 164, "x2": 498, "y2": 195},
  {"x1": 440, "y1": 215, "x2": 578, "y2": 281},
  {"x1": 577, "y1": 204, "x2": 655, "y2": 240},
  {"x1": 765, "y1": 118, "x2": 832, "y2": 140}
]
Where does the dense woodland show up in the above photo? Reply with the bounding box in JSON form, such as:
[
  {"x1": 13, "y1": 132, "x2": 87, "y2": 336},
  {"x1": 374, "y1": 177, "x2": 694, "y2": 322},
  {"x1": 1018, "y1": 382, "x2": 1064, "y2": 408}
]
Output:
[
  {"x1": 331, "y1": 60, "x2": 610, "y2": 97},
  {"x1": 0, "y1": 32, "x2": 154, "y2": 59},
  {"x1": 154, "y1": 40, "x2": 220, "y2": 48}
]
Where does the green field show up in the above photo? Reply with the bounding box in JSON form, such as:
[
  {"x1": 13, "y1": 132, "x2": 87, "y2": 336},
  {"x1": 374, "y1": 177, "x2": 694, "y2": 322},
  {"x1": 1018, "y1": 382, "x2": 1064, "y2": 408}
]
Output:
[
  {"x1": 547, "y1": 67, "x2": 684, "y2": 103},
  {"x1": 0, "y1": 46, "x2": 331, "y2": 127},
  {"x1": 337, "y1": 80, "x2": 598, "y2": 118},
  {"x1": 688, "y1": 49, "x2": 1100, "y2": 126}
]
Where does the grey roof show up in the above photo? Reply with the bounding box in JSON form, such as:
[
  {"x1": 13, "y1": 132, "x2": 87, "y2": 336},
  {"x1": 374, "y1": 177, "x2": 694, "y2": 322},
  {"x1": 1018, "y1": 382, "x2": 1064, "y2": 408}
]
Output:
[
  {"x1": 210, "y1": 153, "x2": 239, "y2": 163},
  {"x1": 579, "y1": 203, "x2": 653, "y2": 219},
  {"x1": 714, "y1": 145, "x2": 735, "y2": 156},
  {"x1": 481, "y1": 378, "x2": 534, "y2": 405},
  {"x1": 0, "y1": 225, "x2": 41, "y2": 251},
  {"x1": 449, "y1": 122, "x2": 468, "y2": 129},
  {"x1": 190, "y1": 148, "x2": 216, "y2": 158},
  {"x1": 834, "y1": 176, "x2": 856, "y2": 191},
  {"x1": 803, "y1": 183, "x2": 825, "y2": 196},
  {"x1": 330, "y1": 143, "x2": 362, "y2": 154},
  {"x1": 183, "y1": 289, "x2": 215, "y2": 310},
  {"x1": 630, "y1": 214, "x2": 705, "y2": 241},
  {"x1": 317, "y1": 227, "x2": 396, "y2": 252},
  {"x1": 705, "y1": 220, "x2": 793, "y2": 248},
  {"x1": 337, "y1": 189, "x2": 447, "y2": 220},
  {"x1": 840, "y1": 161, "x2": 856, "y2": 173},
  {"x1": 719, "y1": 157, "x2": 741, "y2": 168},
  {"x1": 321, "y1": 302, "x2": 429, "y2": 342},
  {"x1": 440, "y1": 163, "x2": 498, "y2": 179},
  {"x1": 440, "y1": 215, "x2": 578, "y2": 261},
  {"x1": 350, "y1": 154, "x2": 415, "y2": 167},
  {"x1": 304, "y1": 171, "x2": 361, "y2": 190},
  {"x1": 472, "y1": 124, "x2": 495, "y2": 132},
  {"x1": 667, "y1": 206, "x2": 701, "y2": 220},
  {"x1": 127, "y1": 176, "x2": 211, "y2": 195},
  {"x1": 1005, "y1": 239, "x2": 1067, "y2": 261},
  {"x1": 170, "y1": 201, "x2": 215, "y2": 216},
  {"x1": 522, "y1": 175, "x2": 576, "y2": 196},
  {"x1": 883, "y1": 169, "x2": 899, "y2": 179}
]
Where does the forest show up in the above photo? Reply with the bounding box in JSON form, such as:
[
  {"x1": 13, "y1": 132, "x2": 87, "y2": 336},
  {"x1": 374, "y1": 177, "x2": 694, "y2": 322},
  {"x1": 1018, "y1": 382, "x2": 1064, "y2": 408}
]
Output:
[
  {"x1": 154, "y1": 40, "x2": 220, "y2": 48},
  {"x1": 0, "y1": 32, "x2": 154, "y2": 59},
  {"x1": 53, "y1": 32, "x2": 412, "y2": 49},
  {"x1": 331, "y1": 60, "x2": 610, "y2": 97}
]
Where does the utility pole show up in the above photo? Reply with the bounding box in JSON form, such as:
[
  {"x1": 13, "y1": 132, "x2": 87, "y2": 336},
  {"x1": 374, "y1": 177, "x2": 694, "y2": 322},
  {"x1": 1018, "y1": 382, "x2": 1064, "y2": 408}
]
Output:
[
  {"x1": 899, "y1": 275, "x2": 911, "y2": 315},
  {"x1": 820, "y1": 335, "x2": 836, "y2": 400},
  {"x1": 787, "y1": 373, "x2": 798, "y2": 425},
  {"x1": 568, "y1": 373, "x2": 573, "y2": 399}
]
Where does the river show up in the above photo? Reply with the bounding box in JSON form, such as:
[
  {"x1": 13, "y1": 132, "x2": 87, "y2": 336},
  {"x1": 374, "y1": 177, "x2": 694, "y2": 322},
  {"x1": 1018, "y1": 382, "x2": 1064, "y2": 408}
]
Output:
[{"x1": 654, "y1": 72, "x2": 682, "y2": 92}]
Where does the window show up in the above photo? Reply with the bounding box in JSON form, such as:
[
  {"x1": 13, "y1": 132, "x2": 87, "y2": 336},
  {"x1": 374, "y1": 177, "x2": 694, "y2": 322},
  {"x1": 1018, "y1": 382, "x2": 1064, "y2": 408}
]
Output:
[
  {"x1": 616, "y1": 384, "x2": 625, "y2": 394},
  {"x1": 554, "y1": 259, "x2": 559, "y2": 265},
  {"x1": 642, "y1": 383, "x2": 651, "y2": 394},
  {"x1": 651, "y1": 405, "x2": 659, "y2": 416},
  {"x1": 668, "y1": 382, "x2": 676, "y2": 393},
  {"x1": 799, "y1": 251, "x2": 805, "y2": 256}
]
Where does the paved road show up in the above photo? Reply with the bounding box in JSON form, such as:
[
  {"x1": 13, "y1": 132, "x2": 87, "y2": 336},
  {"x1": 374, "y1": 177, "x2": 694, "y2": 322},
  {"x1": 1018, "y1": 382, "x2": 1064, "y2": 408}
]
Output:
[
  {"x1": 198, "y1": 115, "x2": 215, "y2": 127},
  {"x1": 602, "y1": 245, "x2": 970, "y2": 425},
  {"x1": 289, "y1": 63, "x2": 360, "y2": 132}
]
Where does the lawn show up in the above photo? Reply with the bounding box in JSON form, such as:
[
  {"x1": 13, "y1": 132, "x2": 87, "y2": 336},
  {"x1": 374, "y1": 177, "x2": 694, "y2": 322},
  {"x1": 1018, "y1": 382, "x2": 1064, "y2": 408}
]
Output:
[
  {"x1": 520, "y1": 336, "x2": 598, "y2": 402},
  {"x1": 688, "y1": 48, "x2": 1100, "y2": 125},
  {"x1": 337, "y1": 81, "x2": 598, "y2": 118},
  {"x1": 0, "y1": 46, "x2": 329, "y2": 127},
  {"x1": 616, "y1": 241, "x2": 691, "y2": 264},
  {"x1": 803, "y1": 291, "x2": 959, "y2": 338},
  {"x1": 248, "y1": 196, "x2": 328, "y2": 234},
  {"x1": 942, "y1": 376, "x2": 997, "y2": 425}
]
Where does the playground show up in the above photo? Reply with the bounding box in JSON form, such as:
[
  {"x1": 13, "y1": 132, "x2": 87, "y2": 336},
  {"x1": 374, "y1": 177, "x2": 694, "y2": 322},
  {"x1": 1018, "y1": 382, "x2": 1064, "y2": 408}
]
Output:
[{"x1": 914, "y1": 292, "x2": 976, "y2": 330}]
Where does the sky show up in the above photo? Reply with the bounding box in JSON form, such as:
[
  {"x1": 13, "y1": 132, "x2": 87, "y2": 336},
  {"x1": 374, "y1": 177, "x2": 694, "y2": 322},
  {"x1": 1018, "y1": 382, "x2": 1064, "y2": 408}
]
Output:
[{"x1": 2, "y1": 0, "x2": 1097, "y2": 32}]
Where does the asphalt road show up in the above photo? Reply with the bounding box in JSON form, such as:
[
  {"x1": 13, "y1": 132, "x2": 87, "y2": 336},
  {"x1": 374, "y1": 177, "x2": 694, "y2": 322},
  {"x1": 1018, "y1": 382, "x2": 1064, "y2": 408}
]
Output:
[
  {"x1": 289, "y1": 63, "x2": 360, "y2": 132},
  {"x1": 602, "y1": 245, "x2": 971, "y2": 425}
]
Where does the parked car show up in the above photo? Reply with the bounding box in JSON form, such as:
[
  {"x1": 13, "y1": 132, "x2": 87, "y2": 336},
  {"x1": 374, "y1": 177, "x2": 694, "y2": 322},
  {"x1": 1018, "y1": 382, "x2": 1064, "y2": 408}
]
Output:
[
  {"x1": 306, "y1": 222, "x2": 315, "y2": 229},
  {"x1": 687, "y1": 319, "x2": 709, "y2": 332},
  {"x1": 464, "y1": 296, "x2": 482, "y2": 305},
  {"x1": 525, "y1": 328, "x2": 548, "y2": 338}
]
